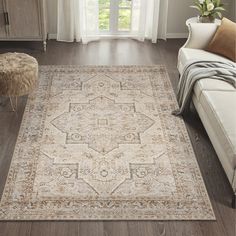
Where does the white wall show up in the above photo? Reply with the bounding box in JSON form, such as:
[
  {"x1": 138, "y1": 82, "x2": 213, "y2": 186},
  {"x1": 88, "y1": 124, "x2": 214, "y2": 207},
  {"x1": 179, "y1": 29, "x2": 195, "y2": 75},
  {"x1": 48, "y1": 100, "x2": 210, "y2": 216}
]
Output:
[
  {"x1": 234, "y1": 0, "x2": 236, "y2": 20},
  {"x1": 47, "y1": 0, "x2": 57, "y2": 38},
  {"x1": 46, "y1": 0, "x2": 235, "y2": 39},
  {"x1": 167, "y1": 0, "x2": 196, "y2": 38},
  {"x1": 166, "y1": 0, "x2": 234, "y2": 38}
]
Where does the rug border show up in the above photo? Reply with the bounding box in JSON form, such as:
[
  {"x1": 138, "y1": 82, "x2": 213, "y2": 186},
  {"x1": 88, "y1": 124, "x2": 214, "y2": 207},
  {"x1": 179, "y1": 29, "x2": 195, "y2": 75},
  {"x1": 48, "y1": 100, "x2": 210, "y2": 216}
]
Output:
[{"x1": 0, "y1": 65, "x2": 216, "y2": 221}]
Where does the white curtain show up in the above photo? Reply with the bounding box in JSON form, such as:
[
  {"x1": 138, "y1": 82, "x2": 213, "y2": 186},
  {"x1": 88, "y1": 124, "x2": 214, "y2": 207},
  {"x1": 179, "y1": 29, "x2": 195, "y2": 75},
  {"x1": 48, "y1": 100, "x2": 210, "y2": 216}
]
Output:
[
  {"x1": 57, "y1": 0, "x2": 99, "y2": 43},
  {"x1": 57, "y1": 0, "x2": 80, "y2": 42},
  {"x1": 57, "y1": 0, "x2": 168, "y2": 43}
]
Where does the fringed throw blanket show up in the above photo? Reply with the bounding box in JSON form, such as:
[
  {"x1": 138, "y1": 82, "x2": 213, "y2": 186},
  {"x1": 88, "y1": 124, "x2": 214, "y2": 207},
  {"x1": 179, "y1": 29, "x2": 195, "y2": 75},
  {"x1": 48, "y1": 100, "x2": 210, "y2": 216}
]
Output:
[{"x1": 173, "y1": 60, "x2": 236, "y2": 116}]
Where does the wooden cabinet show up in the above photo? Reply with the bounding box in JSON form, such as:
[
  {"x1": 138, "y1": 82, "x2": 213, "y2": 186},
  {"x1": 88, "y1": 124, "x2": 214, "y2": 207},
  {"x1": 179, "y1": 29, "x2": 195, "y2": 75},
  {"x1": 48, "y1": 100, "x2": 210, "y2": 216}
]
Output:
[
  {"x1": 0, "y1": 1, "x2": 7, "y2": 38},
  {"x1": 0, "y1": 0, "x2": 47, "y2": 50}
]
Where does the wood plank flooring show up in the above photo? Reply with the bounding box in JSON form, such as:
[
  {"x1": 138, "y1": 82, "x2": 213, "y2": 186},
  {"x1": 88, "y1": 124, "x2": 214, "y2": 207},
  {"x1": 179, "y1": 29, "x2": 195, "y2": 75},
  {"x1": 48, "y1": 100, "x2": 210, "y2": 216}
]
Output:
[{"x1": 0, "y1": 39, "x2": 235, "y2": 236}]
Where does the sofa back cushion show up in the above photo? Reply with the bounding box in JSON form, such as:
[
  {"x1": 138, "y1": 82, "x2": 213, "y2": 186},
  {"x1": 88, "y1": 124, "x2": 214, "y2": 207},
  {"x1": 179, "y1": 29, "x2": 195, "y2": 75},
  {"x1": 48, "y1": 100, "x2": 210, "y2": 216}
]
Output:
[{"x1": 207, "y1": 18, "x2": 236, "y2": 62}]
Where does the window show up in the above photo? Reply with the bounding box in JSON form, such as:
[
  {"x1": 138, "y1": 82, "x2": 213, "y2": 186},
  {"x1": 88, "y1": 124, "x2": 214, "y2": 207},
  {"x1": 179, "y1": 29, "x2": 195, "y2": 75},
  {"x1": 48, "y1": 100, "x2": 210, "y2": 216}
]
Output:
[
  {"x1": 99, "y1": 0, "x2": 133, "y2": 34},
  {"x1": 99, "y1": 0, "x2": 110, "y2": 31},
  {"x1": 118, "y1": 0, "x2": 132, "y2": 31}
]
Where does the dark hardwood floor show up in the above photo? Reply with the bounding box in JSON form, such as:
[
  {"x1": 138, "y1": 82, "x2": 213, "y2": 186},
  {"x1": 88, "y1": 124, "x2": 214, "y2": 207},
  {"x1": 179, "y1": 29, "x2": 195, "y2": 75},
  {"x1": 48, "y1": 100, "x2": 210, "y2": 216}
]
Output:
[{"x1": 0, "y1": 39, "x2": 235, "y2": 236}]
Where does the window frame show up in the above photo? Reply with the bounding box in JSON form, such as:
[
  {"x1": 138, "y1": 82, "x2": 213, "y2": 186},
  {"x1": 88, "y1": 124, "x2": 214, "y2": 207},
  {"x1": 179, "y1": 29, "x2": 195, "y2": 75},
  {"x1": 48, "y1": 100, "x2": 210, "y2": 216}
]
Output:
[{"x1": 99, "y1": 0, "x2": 133, "y2": 35}]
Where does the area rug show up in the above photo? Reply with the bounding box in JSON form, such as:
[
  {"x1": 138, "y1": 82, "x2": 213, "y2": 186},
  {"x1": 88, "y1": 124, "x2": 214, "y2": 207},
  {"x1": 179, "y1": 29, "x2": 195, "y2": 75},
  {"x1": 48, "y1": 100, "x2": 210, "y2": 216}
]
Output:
[{"x1": 0, "y1": 65, "x2": 215, "y2": 220}]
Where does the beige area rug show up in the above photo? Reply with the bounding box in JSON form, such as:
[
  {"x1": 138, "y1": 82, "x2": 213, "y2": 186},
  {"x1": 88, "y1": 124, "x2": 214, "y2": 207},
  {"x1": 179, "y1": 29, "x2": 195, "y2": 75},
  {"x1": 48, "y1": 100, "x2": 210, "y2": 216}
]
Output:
[{"x1": 0, "y1": 66, "x2": 215, "y2": 220}]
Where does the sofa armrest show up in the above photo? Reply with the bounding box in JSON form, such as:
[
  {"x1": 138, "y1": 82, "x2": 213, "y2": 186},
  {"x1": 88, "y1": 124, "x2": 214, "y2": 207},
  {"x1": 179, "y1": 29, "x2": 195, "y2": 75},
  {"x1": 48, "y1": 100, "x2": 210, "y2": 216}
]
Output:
[{"x1": 183, "y1": 23, "x2": 219, "y2": 49}]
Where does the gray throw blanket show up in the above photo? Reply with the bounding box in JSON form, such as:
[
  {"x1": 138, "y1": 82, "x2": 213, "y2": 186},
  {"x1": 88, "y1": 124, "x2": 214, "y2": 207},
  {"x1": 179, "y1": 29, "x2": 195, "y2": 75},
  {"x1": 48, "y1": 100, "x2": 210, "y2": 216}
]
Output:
[{"x1": 172, "y1": 60, "x2": 236, "y2": 116}]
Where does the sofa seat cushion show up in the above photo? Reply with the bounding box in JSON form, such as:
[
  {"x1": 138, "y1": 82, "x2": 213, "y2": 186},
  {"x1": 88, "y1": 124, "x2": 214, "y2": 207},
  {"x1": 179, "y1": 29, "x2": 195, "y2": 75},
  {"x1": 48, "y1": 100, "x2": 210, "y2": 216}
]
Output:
[
  {"x1": 194, "y1": 79, "x2": 235, "y2": 101},
  {"x1": 199, "y1": 90, "x2": 236, "y2": 167},
  {"x1": 178, "y1": 48, "x2": 233, "y2": 74}
]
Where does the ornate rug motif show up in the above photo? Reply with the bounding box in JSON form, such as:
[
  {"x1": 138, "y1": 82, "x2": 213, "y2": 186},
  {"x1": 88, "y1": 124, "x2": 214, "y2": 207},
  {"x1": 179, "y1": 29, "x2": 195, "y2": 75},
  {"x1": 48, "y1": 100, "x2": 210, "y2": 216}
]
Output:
[{"x1": 0, "y1": 66, "x2": 215, "y2": 220}]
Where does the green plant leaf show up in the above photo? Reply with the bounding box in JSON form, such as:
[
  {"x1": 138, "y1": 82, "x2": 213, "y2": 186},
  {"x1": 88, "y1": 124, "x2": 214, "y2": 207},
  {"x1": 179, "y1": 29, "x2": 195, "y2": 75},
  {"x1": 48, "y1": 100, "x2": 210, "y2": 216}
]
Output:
[
  {"x1": 190, "y1": 0, "x2": 226, "y2": 15},
  {"x1": 203, "y1": 11, "x2": 210, "y2": 16},
  {"x1": 190, "y1": 5, "x2": 202, "y2": 14},
  {"x1": 216, "y1": 11, "x2": 222, "y2": 18},
  {"x1": 215, "y1": 0, "x2": 220, "y2": 7},
  {"x1": 214, "y1": 7, "x2": 225, "y2": 11},
  {"x1": 195, "y1": 2, "x2": 203, "y2": 8}
]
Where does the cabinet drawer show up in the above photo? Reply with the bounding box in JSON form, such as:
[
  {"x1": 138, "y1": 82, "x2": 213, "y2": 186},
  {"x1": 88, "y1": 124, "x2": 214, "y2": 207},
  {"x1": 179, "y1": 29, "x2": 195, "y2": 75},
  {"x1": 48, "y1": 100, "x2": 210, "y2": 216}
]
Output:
[{"x1": 6, "y1": 0, "x2": 42, "y2": 39}]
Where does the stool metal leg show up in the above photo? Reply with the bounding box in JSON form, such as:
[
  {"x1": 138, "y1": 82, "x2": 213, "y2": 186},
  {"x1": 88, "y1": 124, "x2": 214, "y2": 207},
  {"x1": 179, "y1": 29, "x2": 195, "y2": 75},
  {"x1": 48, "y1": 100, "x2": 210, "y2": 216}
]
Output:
[
  {"x1": 15, "y1": 96, "x2": 18, "y2": 110},
  {"x1": 9, "y1": 96, "x2": 18, "y2": 112}
]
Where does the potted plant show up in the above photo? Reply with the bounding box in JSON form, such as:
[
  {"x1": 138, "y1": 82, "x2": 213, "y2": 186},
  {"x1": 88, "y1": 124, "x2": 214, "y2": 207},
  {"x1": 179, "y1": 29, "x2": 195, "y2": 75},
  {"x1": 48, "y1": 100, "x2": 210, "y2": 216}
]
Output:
[{"x1": 190, "y1": 0, "x2": 226, "y2": 23}]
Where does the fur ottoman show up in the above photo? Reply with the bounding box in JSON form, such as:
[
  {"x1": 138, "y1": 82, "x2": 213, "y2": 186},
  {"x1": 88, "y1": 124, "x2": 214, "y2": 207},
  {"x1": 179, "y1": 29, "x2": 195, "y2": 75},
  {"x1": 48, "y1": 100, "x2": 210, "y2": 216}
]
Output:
[{"x1": 0, "y1": 53, "x2": 38, "y2": 110}]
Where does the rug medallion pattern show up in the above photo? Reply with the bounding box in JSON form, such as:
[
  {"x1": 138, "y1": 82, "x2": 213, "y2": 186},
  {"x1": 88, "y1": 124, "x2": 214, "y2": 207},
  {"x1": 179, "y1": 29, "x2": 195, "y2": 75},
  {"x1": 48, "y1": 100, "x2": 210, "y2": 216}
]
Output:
[{"x1": 0, "y1": 66, "x2": 215, "y2": 220}]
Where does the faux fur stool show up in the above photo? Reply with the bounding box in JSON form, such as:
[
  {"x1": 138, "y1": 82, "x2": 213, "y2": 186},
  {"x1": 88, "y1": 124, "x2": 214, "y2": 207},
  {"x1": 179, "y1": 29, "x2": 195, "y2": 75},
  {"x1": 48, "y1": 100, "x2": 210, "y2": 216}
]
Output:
[{"x1": 0, "y1": 53, "x2": 38, "y2": 110}]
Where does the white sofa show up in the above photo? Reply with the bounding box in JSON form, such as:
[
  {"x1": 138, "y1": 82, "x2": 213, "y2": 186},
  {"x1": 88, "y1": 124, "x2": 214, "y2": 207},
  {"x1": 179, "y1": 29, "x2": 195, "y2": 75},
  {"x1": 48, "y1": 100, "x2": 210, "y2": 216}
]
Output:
[{"x1": 177, "y1": 22, "x2": 236, "y2": 207}]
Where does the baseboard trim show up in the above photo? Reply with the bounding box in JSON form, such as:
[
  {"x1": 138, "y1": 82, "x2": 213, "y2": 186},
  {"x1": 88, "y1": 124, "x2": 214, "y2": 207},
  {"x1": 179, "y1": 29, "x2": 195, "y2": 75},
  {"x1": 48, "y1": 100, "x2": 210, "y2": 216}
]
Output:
[
  {"x1": 48, "y1": 34, "x2": 57, "y2": 40},
  {"x1": 166, "y1": 33, "x2": 188, "y2": 39},
  {"x1": 48, "y1": 33, "x2": 188, "y2": 40}
]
